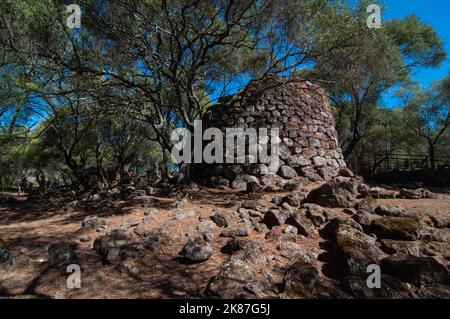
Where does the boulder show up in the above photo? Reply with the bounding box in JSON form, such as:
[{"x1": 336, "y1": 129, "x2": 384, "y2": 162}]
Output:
[
  {"x1": 197, "y1": 220, "x2": 217, "y2": 241},
  {"x1": 278, "y1": 165, "x2": 298, "y2": 179},
  {"x1": 241, "y1": 200, "x2": 265, "y2": 211},
  {"x1": 317, "y1": 167, "x2": 338, "y2": 181},
  {"x1": 175, "y1": 197, "x2": 189, "y2": 209},
  {"x1": 231, "y1": 174, "x2": 259, "y2": 190},
  {"x1": 271, "y1": 195, "x2": 284, "y2": 205},
  {"x1": 381, "y1": 254, "x2": 448, "y2": 286},
  {"x1": 144, "y1": 208, "x2": 158, "y2": 217},
  {"x1": 277, "y1": 143, "x2": 292, "y2": 161},
  {"x1": 48, "y1": 242, "x2": 78, "y2": 265},
  {"x1": 419, "y1": 226, "x2": 448, "y2": 243},
  {"x1": 352, "y1": 213, "x2": 379, "y2": 232},
  {"x1": 281, "y1": 261, "x2": 320, "y2": 298},
  {"x1": 282, "y1": 193, "x2": 305, "y2": 207},
  {"x1": 360, "y1": 187, "x2": 398, "y2": 199},
  {"x1": 227, "y1": 240, "x2": 267, "y2": 266},
  {"x1": 334, "y1": 235, "x2": 379, "y2": 277},
  {"x1": 246, "y1": 181, "x2": 262, "y2": 193},
  {"x1": 332, "y1": 221, "x2": 379, "y2": 277},
  {"x1": 322, "y1": 217, "x2": 364, "y2": 237},
  {"x1": 429, "y1": 215, "x2": 450, "y2": 229},
  {"x1": 2, "y1": 255, "x2": 31, "y2": 271},
  {"x1": 260, "y1": 174, "x2": 286, "y2": 189},
  {"x1": 422, "y1": 189, "x2": 438, "y2": 199},
  {"x1": 286, "y1": 210, "x2": 315, "y2": 236},
  {"x1": 82, "y1": 216, "x2": 108, "y2": 230},
  {"x1": 286, "y1": 155, "x2": 311, "y2": 168},
  {"x1": 209, "y1": 176, "x2": 230, "y2": 188},
  {"x1": 265, "y1": 225, "x2": 298, "y2": 242},
  {"x1": 298, "y1": 166, "x2": 322, "y2": 182},
  {"x1": 416, "y1": 284, "x2": 450, "y2": 299},
  {"x1": 339, "y1": 168, "x2": 354, "y2": 178},
  {"x1": 93, "y1": 229, "x2": 130, "y2": 263},
  {"x1": 371, "y1": 217, "x2": 421, "y2": 241},
  {"x1": 211, "y1": 210, "x2": 239, "y2": 228},
  {"x1": 223, "y1": 165, "x2": 243, "y2": 180},
  {"x1": 380, "y1": 240, "x2": 421, "y2": 256},
  {"x1": 420, "y1": 241, "x2": 449, "y2": 256},
  {"x1": 374, "y1": 205, "x2": 420, "y2": 219},
  {"x1": 305, "y1": 180, "x2": 358, "y2": 208},
  {"x1": 282, "y1": 137, "x2": 294, "y2": 147},
  {"x1": 174, "y1": 212, "x2": 188, "y2": 221},
  {"x1": 306, "y1": 247, "x2": 321, "y2": 260},
  {"x1": 134, "y1": 221, "x2": 153, "y2": 236},
  {"x1": 266, "y1": 155, "x2": 282, "y2": 174},
  {"x1": 340, "y1": 275, "x2": 411, "y2": 299},
  {"x1": 312, "y1": 156, "x2": 327, "y2": 167},
  {"x1": 220, "y1": 221, "x2": 252, "y2": 237},
  {"x1": 180, "y1": 237, "x2": 214, "y2": 262},
  {"x1": 281, "y1": 202, "x2": 295, "y2": 213},
  {"x1": 205, "y1": 259, "x2": 259, "y2": 298},
  {"x1": 334, "y1": 223, "x2": 375, "y2": 246},
  {"x1": 143, "y1": 228, "x2": 167, "y2": 252},
  {"x1": 243, "y1": 280, "x2": 275, "y2": 298},
  {"x1": 302, "y1": 203, "x2": 329, "y2": 227},
  {"x1": 222, "y1": 238, "x2": 263, "y2": 254},
  {"x1": 283, "y1": 179, "x2": 307, "y2": 191},
  {"x1": 247, "y1": 163, "x2": 269, "y2": 176},
  {"x1": 263, "y1": 209, "x2": 291, "y2": 228},
  {"x1": 277, "y1": 242, "x2": 306, "y2": 260},
  {"x1": 354, "y1": 199, "x2": 377, "y2": 214},
  {"x1": 243, "y1": 208, "x2": 264, "y2": 219},
  {"x1": 254, "y1": 222, "x2": 269, "y2": 234},
  {"x1": 399, "y1": 188, "x2": 425, "y2": 199}
]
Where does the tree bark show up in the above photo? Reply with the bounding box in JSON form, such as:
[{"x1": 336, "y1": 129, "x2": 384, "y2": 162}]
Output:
[
  {"x1": 63, "y1": 153, "x2": 89, "y2": 189},
  {"x1": 428, "y1": 142, "x2": 436, "y2": 170},
  {"x1": 343, "y1": 136, "x2": 361, "y2": 159},
  {"x1": 157, "y1": 150, "x2": 170, "y2": 186}
]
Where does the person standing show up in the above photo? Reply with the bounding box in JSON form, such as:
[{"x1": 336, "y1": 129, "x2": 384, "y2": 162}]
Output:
[
  {"x1": 16, "y1": 178, "x2": 22, "y2": 196},
  {"x1": 21, "y1": 177, "x2": 28, "y2": 193}
]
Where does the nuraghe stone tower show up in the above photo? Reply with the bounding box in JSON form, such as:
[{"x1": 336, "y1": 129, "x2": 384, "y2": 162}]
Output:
[{"x1": 193, "y1": 79, "x2": 347, "y2": 190}]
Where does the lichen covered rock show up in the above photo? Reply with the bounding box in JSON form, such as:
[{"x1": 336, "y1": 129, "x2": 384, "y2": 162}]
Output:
[{"x1": 371, "y1": 217, "x2": 421, "y2": 241}]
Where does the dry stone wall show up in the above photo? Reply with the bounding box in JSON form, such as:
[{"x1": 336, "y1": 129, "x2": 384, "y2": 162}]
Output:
[{"x1": 194, "y1": 79, "x2": 347, "y2": 189}]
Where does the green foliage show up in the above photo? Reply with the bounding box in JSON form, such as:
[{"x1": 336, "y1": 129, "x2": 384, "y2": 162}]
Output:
[
  {"x1": 1, "y1": 0, "x2": 449, "y2": 186},
  {"x1": 402, "y1": 78, "x2": 450, "y2": 146},
  {"x1": 345, "y1": 77, "x2": 450, "y2": 171},
  {"x1": 308, "y1": 1, "x2": 447, "y2": 158},
  {"x1": 386, "y1": 15, "x2": 447, "y2": 67}
]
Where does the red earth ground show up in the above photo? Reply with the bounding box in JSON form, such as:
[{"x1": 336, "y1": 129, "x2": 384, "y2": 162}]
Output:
[{"x1": 0, "y1": 186, "x2": 449, "y2": 299}]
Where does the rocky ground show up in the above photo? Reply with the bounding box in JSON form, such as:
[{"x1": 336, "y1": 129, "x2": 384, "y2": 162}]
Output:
[{"x1": 0, "y1": 175, "x2": 449, "y2": 299}]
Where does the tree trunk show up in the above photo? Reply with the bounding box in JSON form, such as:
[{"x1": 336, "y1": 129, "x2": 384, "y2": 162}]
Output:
[
  {"x1": 157, "y1": 150, "x2": 170, "y2": 186},
  {"x1": 64, "y1": 154, "x2": 89, "y2": 189},
  {"x1": 429, "y1": 143, "x2": 436, "y2": 170},
  {"x1": 343, "y1": 136, "x2": 361, "y2": 159},
  {"x1": 95, "y1": 139, "x2": 107, "y2": 187}
]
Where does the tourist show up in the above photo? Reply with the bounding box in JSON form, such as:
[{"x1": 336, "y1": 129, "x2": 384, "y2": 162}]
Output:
[{"x1": 37, "y1": 174, "x2": 46, "y2": 193}]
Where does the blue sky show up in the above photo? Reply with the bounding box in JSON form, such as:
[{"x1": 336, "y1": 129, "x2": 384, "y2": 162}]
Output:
[{"x1": 382, "y1": 0, "x2": 450, "y2": 107}]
